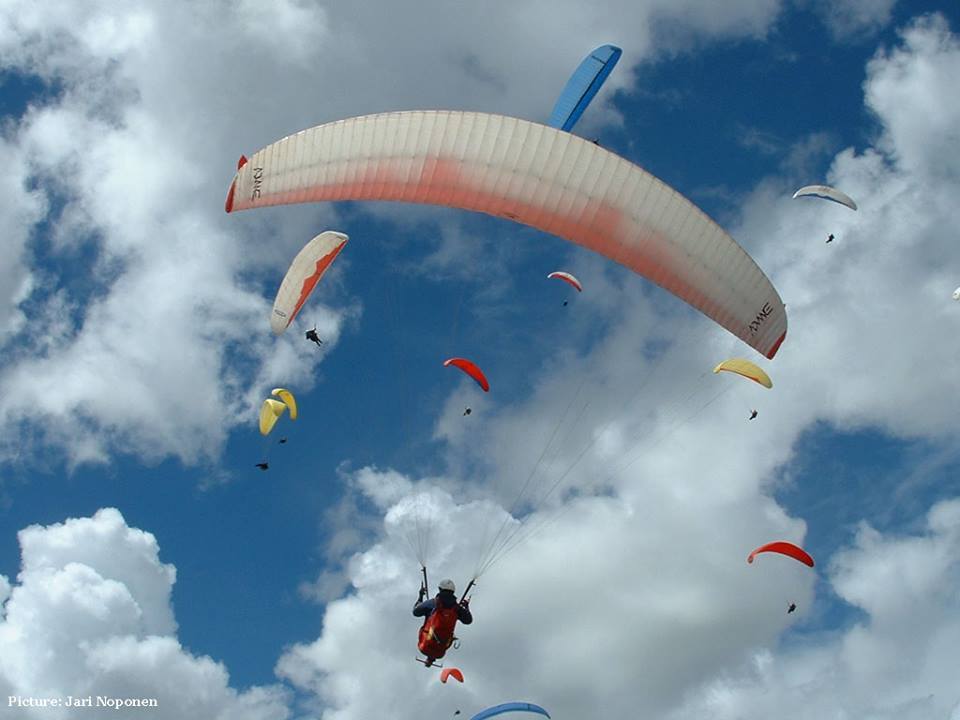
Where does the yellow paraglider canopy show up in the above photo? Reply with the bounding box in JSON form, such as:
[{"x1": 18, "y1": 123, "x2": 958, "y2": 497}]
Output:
[
  {"x1": 713, "y1": 358, "x2": 773, "y2": 388},
  {"x1": 271, "y1": 388, "x2": 298, "y2": 420},
  {"x1": 259, "y1": 398, "x2": 288, "y2": 436}
]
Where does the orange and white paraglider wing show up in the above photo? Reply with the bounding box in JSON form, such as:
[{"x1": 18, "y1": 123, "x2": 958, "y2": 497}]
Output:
[
  {"x1": 547, "y1": 271, "x2": 583, "y2": 292},
  {"x1": 444, "y1": 357, "x2": 490, "y2": 392},
  {"x1": 226, "y1": 111, "x2": 787, "y2": 359},
  {"x1": 271, "y1": 231, "x2": 348, "y2": 334},
  {"x1": 747, "y1": 541, "x2": 815, "y2": 567}
]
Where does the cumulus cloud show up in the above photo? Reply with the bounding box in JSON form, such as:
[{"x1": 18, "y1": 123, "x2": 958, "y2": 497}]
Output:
[
  {"x1": 0, "y1": 508, "x2": 290, "y2": 719},
  {"x1": 667, "y1": 499, "x2": 960, "y2": 720},
  {"x1": 0, "y1": 133, "x2": 47, "y2": 341}
]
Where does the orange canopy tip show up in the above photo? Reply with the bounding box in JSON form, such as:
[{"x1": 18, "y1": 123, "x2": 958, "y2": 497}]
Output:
[{"x1": 225, "y1": 180, "x2": 236, "y2": 213}]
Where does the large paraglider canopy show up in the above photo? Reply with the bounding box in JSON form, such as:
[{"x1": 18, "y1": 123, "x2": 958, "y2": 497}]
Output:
[
  {"x1": 225, "y1": 110, "x2": 787, "y2": 358},
  {"x1": 792, "y1": 185, "x2": 858, "y2": 211},
  {"x1": 469, "y1": 703, "x2": 551, "y2": 720},
  {"x1": 444, "y1": 357, "x2": 490, "y2": 392},
  {"x1": 271, "y1": 231, "x2": 348, "y2": 334},
  {"x1": 548, "y1": 44, "x2": 622, "y2": 132},
  {"x1": 747, "y1": 541, "x2": 815, "y2": 567},
  {"x1": 713, "y1": 358, "x2": 773, "y2": 389},
  {"x1": 546, "y1": 270, "x2": 582, "y2": 292}
]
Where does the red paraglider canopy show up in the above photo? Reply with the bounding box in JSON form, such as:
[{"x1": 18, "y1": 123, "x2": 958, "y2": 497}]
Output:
[
  {"x1": 747, "y1": 541, "x2": 815, "y2": 567},
  {"x1": 440, "y1": 667, "x2": 464, "y2": 684},
  {"x1": 444, "y1": 358, "x2": 490, "y2": 392}
]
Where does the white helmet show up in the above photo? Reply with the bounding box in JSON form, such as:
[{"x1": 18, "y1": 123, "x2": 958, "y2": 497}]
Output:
[{"x1": 438, "y1": 579, "x2": 456, "y2": 593}]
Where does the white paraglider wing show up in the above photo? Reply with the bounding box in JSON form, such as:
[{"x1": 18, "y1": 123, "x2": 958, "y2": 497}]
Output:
[
  {"x1": 227, "y1": 111, "x2": 787, "y2": 358},
  {"x1": 547, "y1": 271, "x2": 583, "y2": 292},
  {"x1": 792, "y1": 185, "x2": 858, "y2": 211},
  {"x1": 271, "y1": 231, "x2": 348, "y2": 334}
]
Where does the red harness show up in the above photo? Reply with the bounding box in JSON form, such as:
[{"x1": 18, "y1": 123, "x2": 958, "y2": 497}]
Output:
[{"x1": 418, "y1": 602, "x2": 459, "y2": 659}]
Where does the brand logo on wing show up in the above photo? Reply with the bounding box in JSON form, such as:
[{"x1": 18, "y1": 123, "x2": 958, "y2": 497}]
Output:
[
  {"x1": 251, "y1": 167, "x2": 263, "y2": 201},
  {"x1": 273, "y1": 309, "x2": 287, "y2": 318},
  {"x1": 748, "y1": 302, "x2": 773, "y2": 335}
]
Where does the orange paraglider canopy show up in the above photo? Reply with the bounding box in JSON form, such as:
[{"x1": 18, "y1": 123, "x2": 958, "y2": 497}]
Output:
[
  {"x1": 444, "y1": 358, "x2": 490, "y2": 392},
  {"x1": 747, "y1": 541, "x2": 814, "y2": 567},
  {"x1": 440, "y1": 667, "x2": 464, "y2": 684}
]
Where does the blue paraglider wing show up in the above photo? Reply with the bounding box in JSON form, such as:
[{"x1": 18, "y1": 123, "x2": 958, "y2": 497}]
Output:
[
  {"x1": 469, "y1": 703, "x2": 551, "y2": 720},
  {"x1": 547, "y1": 44, "x2": 622, "y2": 132}
]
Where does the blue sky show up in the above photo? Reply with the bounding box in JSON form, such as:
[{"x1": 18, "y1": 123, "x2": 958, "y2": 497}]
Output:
[{"x1": 1, "y1": 2, "x2": 960, "y2": 719}]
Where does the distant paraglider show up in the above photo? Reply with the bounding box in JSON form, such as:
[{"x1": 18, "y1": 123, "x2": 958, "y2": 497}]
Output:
[
  {"x1": 444, "y1": 358, "x2": 490, "y2": 392},
  {"x1": 792, "y1": 185, "x2": 858, "y2": 211},
  {"x1": 441, "y1": 667, "x2": 464, "y2": 684},
  {"x1": 469, "y1": 703, "x2": 551, "y2": 720},
  {"x1": 259, "y1": 399, "x2": 287, "y2": 436},
  {"x1": 548, "y1": 44, "x2": 622, "y2": 132},
  {"x1": 547, "y1": 271, "x2": 583, "y2": 292},
  {"x1": 713, "y1": 359, "x2": 773, "y2": 389},
  {"x1": 271, "y1": 231, "x2": 348, "y2": 335},
  {"x1": 225, "y1": 110, "x2": 788, "y2": 359},
  {"x1": 747, "y1": 541, "x2": 815, "y2": 568},
  {"x1": 259, "y1": 388, "x2": 297, "y2": 436}
]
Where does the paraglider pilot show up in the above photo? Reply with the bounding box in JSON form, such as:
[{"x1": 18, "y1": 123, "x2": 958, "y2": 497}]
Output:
[
  {"x1": 826, "y1": 234, "x2": 834, "y2": 244},
  {"x1": 414, "y1": 579, "x2": 473, "y2": 667},
  {"x1": 255, "y1": 462, "x2": 269, "y2": 471},
  {"x1": 305, "y1": 326, "x2": 323, "y2": 347},
  {"x1": 749, "y1": 409, "x2": 758, "y2": 420},
  {"x1": 787, "y1": 602, "x2": 797, "y2": 614},
  {"x1": 463, "y1": 407, "x2": 472, "y2": 416}
]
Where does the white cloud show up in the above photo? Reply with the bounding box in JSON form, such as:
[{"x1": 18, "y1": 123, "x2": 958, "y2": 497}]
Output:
[
  {"x1": 0, "y1": 133, "x2": 46, "y2": 341},
  {"x1": 0, "y1": 574, "x2": 10, "y2": 610},
  {"x1": 667, "y1": 499, "x2": 960, "y2": 720},
  {"x1": 815, "y1": 0, "x2": 898, "y2": 40},
  {"x1": 0, "y1": 508, "x2": 291, "y2": 719},
  {"x1": 866, "y1": 13, "x2": 960, "y2": 179}
]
